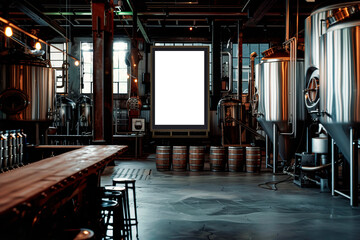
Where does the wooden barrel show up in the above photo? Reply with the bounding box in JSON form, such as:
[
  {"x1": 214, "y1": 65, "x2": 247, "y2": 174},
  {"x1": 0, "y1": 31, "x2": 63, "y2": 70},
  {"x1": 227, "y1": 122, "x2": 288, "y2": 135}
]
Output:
[
  {"x1": 189, "y1": 146, "x2": 205, "y2": 171},
  {"x1": 228, "y1": 146, "x2": 244, "y2": 172},
  {"x1": 246, "y1": 147, "x2": 261, "y2": 173},
  {"x1": 172, "y1": 146, "x2": 187, "y2": 171},
  {"x1": 210, "y1": 146, "x2": 226, "y2": 172},
  {"x1": 156, "y1": 146, "x2": 171, "y2": 171}
]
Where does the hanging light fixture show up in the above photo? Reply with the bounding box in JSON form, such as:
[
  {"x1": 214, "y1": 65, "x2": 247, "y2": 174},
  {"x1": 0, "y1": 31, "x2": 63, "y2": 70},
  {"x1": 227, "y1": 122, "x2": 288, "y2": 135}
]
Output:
[
  {"x1": 74, "y1": 60, "x2": 80, "y2": 66},
  {"x1": 4, "y1": 26, "x2": 13, "y2": 37},
  {"x1": 0, "y1": 17, "x2": 80, "y2": 67},
  {"x1": 34, "y1": 41, "x2": 41, "y2": 50}
]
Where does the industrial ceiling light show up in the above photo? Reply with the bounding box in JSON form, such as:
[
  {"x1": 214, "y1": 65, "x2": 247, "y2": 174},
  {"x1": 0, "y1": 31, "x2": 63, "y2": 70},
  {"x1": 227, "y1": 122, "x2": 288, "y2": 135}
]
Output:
[
  {"x1": 4, "y1": 26, "x2": 13, "y2": 37},
  {"x1": 0, "y1": 17, "x2": 80, "y2": 67},
  {"x1": 34, "y1": 41, "x2": 41, "y2": 50}
]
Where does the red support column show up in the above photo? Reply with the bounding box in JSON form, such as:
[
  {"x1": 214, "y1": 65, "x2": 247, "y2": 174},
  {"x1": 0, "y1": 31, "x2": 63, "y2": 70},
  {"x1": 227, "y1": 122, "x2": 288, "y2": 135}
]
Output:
[
  {"x1": 104, "y1": 0, "x2": 114, "y2": 143},
  {"x1": 92, "y1": 0, "x2": 114, "y2": 143}
]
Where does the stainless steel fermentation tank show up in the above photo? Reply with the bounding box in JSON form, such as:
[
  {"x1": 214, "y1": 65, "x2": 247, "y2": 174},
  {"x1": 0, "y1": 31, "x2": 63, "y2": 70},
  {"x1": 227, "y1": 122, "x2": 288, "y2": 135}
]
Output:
[
  {"x1": 319, "y1": 20, "x2": 360, "y2": 163},
  {"x1": 256, "y1": 48, "x2": 305, "y2": 170},
  {"x1": 304, "y1": 1, "x2": 360, "y2": 205},
  {"x1": 0, "y1": 62, "x2": 55, "y2": 144},
  {"x1": 0, "y1": 63, "x2": 56, "y2": 121},
  {"x1": 304, "y1": 1, "x2": 360, "y2": 116},
  {"x1": 319, "y1": 21, "x2": 360, "y2": 201}
]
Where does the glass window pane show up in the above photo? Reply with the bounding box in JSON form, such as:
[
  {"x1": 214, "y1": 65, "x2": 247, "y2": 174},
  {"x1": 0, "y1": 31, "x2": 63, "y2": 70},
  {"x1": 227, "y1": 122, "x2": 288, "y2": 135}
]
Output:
[
  {"x1": 232, "y1": 44, "x2": 238, "y2": 57},
  {"x1": 232, "y1": 58, "x2": 238, "y2": 67},
  {"x1": 83, "y1": 82, "x2": 92, "y2": 94},
  {"x1": 84, "y1": 64, "x2": 92, "y2": 74},
  {"x1": 113, "y1": 83, "x2": 119, "y2": 94},
  {"x1": 119, "y1": 83, "x2": 127, "y2": 94},
  {"x1": 83, "y1": 73, "x2": 92, "y2": 82},
  {"x1": 243, "y1": 44, "x2": 249, "y2": 57},
  {"x1": 113, "y1": 54, "x2": 119, "y2": 68},
  {"x1": 52, "y1": 61, "x2": 63, "y2": 68},
  {"x1": 118, "y1": 52, "x2": 127, "y2": 68},
  {"x1": 113, "y1": 69, "x2": 120, "y2": 82},
  {"x1": 83, "y1": 52, "x2": 92, "y2": 63},
  {"x1": 81, "y1": 43, "x2": 92, "y2": 51},
  {"x1": 119, "y1": 69, "x2": 128, "y2": 82},
  {"x1": 233, "y1": 70, "x2": 238, "y2": 82},
  {"x1": 250, "y1": 44, "x2": 259, "y2": 55},
  {"x1": 243, "y1": 58, "x2": 250, "y2": 67},
  {"x1": 51, "y1": 53, "x2": 64, "y2": 61},
  {"x1": 233, "y1": 81, "x2": 238, "y2": 93}
]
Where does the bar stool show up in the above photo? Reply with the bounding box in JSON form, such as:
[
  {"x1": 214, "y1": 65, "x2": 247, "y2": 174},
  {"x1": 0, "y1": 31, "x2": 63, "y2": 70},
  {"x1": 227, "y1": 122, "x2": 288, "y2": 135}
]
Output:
[
  {"x1": 104, "y1": 186, "x2": 131, "y2": 239},
  {"x1": 100, "y1": 199, "x2": 121, "y2": 239},
  {"x1": 112, "y1": 178, "x2": 138, "y2": 238}
]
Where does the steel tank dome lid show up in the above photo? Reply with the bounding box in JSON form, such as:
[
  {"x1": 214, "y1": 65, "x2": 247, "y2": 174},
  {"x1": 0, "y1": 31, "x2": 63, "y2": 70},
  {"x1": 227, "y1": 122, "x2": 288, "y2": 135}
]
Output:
[{"x1": 309, "y1": 0, "x2": 360, "y2": 16}]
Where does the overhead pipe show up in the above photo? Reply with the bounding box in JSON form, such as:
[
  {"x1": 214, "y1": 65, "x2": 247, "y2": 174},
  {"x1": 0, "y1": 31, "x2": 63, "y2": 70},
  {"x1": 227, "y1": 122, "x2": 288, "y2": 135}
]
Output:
[
  {"x1": 249, "y1": 52, "x2": 257, "y2": 105},
  {"x1": 237, "y1": 21, "x2": 243, "y2": 102},
  {"x1": 285, "y1": 0, "x2": 290, "y2": 41}
]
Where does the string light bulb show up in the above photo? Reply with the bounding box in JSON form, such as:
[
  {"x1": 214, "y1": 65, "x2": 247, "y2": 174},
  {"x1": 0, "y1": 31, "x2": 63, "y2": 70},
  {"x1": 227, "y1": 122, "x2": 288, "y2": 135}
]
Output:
[
  {"x1": 34, "y1": 41, "x2": 41, "y2": 50},
  {"x1": 189, "y1": 27, "x2": 193, "y2": 31},
  {"x1": 74, "y1": 60, "x2": 80, "y2": 66},
  {"x1": 5, "y1": 26, "x2": 13, "y2": 37},
  {"x1": 134, "y1": 79, "x2": 138, "y2": 83}
]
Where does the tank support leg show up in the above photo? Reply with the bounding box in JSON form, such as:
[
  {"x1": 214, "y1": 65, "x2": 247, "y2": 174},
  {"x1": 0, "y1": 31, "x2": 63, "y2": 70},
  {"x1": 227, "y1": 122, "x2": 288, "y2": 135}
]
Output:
[
  {"x1": 273, "y1": 124, "x2": 278, "y2": 174},
  {"x1": 331, "y1": 138, "x2": 338, "y2": 197},
  {"x1": 266, "y1": 135, "x2": 270, "y2": 169},
  {"x1": 350, "y1": 128, "x2": 358, "y2": 207}
]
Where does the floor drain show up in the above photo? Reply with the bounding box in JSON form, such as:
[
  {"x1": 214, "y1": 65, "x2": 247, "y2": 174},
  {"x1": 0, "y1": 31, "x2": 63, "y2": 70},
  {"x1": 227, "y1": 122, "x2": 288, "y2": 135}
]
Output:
[{"x1": 112, "y1": 168, "x2": 152, "y2": 180}]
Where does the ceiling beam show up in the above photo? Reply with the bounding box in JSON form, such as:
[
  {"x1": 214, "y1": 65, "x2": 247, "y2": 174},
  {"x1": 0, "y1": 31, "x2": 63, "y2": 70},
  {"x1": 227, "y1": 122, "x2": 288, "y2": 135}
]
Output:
[
  {"x1": 243, "y1": 0, "x2": 278, "y2": 27},
  {"x1": 126, "y1": 0, "x2": 150, "y2": 43},
  {"x1": 14, "y1": 0, "x2": 68, "y2": 40}
]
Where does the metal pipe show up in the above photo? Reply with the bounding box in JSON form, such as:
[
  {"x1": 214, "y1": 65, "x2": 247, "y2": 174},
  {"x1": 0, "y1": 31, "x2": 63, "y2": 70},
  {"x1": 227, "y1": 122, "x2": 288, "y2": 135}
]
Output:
[
  {"x1": 301, "y1": 163, "x2": 332, "y2": 171},
  {"x1": 334, "y1": 190, "x2": 351, "y2": 200},
  {"x1": 237, "y1": 22, "x2": 243, "y2": 101},
  {"x1": 249, "y1": 52, "x2": 257, "y2": 105},
  {"x1": 285, "y1": 0, "x2": 289, "y2": 41},
  {"x1": 280, "y1": 37, "x2": 297, "y2": 137},
  {"x1": 296, "y1": 0, "x2": 299, "y2": 40},
  {"x1": 303, "y1": 175, "x2": 320, "y2": 185},
  {"x1": 331, "y1": 138, "x2": 336, "y2": 196},
  {"x1": 241, "y1": 0, "x2": 252, "y2": 12},
  {"x1": 273, "y1": 123, "x2": 278, "y2": 174},
  {"x1": 350, "y1": 128, "x2": 358, "y2": 206}
]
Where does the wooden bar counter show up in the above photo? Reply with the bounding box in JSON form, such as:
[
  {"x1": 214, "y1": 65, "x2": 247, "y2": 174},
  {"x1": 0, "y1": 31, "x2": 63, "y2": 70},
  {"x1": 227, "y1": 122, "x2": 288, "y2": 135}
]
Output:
[{"x1": 0, "y1": 145, "x2": 127, "y2": 239}]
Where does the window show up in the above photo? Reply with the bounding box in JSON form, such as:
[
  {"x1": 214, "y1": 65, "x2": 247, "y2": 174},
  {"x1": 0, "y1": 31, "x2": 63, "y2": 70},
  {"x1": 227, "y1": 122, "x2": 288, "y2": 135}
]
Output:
[
  {"x1": 232, "y1": 43, "x2": 269, "y2": 94},
  {"x1": 49, "y1": 43, "x2": 67, "y2": 94},
  {"x1": 113, "y1": 42, "x2": 129, "y2": 94},
  {"x1": 81, "y1": 42, "x2": 93, "y2": 94},
  {"x1": 80, "y1": 41, "x2": 130, "y2": 94}
]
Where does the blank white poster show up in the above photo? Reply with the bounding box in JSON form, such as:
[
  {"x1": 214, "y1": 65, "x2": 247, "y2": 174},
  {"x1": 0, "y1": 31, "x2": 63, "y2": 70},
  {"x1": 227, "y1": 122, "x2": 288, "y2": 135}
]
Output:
[{"x1": 154, "y1": 50, "x2": 205, "y2": 126}]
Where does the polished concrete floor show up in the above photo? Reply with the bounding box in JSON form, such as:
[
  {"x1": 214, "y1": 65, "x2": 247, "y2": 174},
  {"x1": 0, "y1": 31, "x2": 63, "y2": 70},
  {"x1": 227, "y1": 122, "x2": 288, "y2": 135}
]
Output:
[{"x1": 101, "y1": 155, "x2": 360, "y2": 240}]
